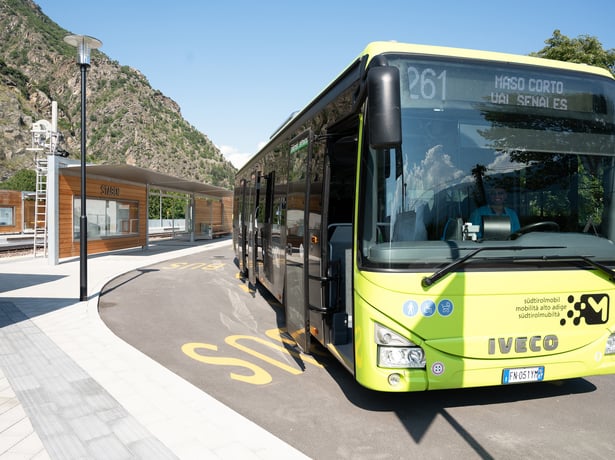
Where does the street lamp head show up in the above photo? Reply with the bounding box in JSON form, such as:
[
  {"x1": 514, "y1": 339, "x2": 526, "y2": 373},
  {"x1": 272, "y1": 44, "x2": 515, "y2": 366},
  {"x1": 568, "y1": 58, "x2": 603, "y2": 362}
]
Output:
[{"x1": 64, "y1": 34, "x2": 102, "y2": 65}]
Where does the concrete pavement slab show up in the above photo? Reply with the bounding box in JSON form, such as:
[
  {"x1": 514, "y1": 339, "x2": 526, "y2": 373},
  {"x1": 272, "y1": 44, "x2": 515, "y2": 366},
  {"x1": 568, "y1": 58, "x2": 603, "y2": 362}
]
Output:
[{"x1": 0, "y1": 239, "x2": 309, "y2": 459}]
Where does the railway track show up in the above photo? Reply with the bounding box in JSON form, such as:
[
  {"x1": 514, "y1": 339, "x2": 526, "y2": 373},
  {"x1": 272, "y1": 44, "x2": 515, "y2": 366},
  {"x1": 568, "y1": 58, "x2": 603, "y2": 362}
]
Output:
[{"x1": 0, "y1": 243, "x2": 36, "y2": 258}]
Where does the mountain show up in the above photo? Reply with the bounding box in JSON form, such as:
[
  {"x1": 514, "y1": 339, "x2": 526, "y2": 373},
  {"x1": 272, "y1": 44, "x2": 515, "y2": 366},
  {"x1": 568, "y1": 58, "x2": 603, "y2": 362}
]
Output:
[{"x1": 0, "y1": 0, "x2": 236, "y2": 189}]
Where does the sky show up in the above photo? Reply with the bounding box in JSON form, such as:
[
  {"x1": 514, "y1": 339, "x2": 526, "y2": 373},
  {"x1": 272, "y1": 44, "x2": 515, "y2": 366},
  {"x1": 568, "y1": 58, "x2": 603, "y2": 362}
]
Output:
[{"x1": 33, "y1": 0, "x2": 615, "y2": 170}]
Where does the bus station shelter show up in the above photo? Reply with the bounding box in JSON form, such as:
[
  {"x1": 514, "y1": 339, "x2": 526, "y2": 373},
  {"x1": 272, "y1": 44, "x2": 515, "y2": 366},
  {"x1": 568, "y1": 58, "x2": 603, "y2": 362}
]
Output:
[{"x1": 46, "y1": 155, "x2": 232, "y2": 265}]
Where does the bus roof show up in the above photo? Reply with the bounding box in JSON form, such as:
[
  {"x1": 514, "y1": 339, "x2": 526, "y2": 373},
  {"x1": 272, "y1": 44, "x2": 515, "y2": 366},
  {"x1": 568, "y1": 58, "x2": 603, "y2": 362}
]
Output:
[{"x1": 361, "y1": 41, "x2": 615, "y2": 80}]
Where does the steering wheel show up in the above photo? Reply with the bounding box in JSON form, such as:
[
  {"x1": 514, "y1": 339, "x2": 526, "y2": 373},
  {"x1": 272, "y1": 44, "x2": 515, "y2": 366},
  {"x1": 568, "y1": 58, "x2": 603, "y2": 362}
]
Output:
[{"x1": 509, "y1": 221, "x2": 560, "y2": 240}]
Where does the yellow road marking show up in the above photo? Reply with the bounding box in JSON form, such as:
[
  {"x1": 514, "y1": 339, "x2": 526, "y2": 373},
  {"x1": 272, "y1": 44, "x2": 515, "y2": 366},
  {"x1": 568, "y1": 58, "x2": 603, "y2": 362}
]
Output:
[
  {"x1": 181, "y1": 342, "x2": 272, "y2": 384},
  {"x1": 225, "y1": 335, "x2": 303, "y2": 375}
]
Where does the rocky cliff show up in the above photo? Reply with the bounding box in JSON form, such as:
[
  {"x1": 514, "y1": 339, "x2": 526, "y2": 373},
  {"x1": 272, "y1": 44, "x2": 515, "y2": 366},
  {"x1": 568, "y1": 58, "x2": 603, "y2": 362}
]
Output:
[{"x1": 0, "y1": 0, "x2": 236, "y2": 189}]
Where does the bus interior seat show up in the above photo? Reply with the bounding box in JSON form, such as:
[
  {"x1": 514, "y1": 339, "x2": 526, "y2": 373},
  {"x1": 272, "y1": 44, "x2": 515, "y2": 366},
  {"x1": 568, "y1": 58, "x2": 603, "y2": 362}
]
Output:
[
  {"x1": 481, "y1": 215, "x2": 511, "y2": 240},
  {"x1": 460, "y1": 195, "x2": 477, "y2": 221},
  {"x1": 433, "y1": 197, "x2": 464, "y2": 239},
  {"x1": 393, "y1": 211, "x2": 416, "y2": 241},
  {"x1": 442, "y1": 217, "x2": 463, "y2": 240},
  {"x1": 393, "y1": 209, "x2": 428, "y2": 241}
]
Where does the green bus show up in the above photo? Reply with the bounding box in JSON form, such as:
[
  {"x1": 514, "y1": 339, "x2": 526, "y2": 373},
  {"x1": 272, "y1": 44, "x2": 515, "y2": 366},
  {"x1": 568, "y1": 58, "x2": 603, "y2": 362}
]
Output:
[{"x1": 233, "y1": 41, "x2": 615, "y2": 391}]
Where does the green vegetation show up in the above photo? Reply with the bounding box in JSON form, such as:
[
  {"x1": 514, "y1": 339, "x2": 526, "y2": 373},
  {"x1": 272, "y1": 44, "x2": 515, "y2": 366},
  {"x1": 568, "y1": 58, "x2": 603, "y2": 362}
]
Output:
[
  {"x1": 532, "y1": 30, "x2": 615, "y2": 76},
  {"x1": 0, "y1": 168, "x2": 36, "y2": 191},
  {"x1": 148, "y1": 190, "x2": 188, "y2": 219},
  {"x1": 0, "y1": 58, "x2": 30, "y2": 96}
]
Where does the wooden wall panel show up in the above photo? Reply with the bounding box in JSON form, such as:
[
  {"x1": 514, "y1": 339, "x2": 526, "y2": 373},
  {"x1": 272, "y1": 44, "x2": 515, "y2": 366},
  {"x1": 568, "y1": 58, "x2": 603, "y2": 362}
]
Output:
[
  {"x1": 59, "y1": 173, "x2": 147, "y2": 258},
  {"x1": 0, "y1": 190, "x2": 23, "y2": 233},
  {"x1": 194, "y1": 196, "x2": 232, "y2": 236}
]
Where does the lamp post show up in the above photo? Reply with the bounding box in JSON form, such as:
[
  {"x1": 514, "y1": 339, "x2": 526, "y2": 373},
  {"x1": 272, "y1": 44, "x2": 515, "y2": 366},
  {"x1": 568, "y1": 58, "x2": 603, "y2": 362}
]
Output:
[{"x1": 64, "y1": 34, "x2": 102, "y2": 301}]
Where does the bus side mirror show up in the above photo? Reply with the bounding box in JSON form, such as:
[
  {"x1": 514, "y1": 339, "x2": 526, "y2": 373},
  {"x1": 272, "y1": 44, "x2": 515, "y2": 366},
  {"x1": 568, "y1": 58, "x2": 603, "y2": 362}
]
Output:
[{"x1": 367, "y1": 66, "x2": 402, "y2": 150}]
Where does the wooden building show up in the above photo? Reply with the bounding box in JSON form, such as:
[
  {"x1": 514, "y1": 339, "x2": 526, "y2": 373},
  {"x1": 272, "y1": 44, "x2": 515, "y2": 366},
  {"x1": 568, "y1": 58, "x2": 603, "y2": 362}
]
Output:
[
  {"x1": 0, "y1": 190, "x2": 27, "y2": 233},
  {"x1": 1, "y1": 161, "x2": 232, "y2": 262},
  {"x1": 57, "y1": 164, "x2": 232, "y2": 259}
]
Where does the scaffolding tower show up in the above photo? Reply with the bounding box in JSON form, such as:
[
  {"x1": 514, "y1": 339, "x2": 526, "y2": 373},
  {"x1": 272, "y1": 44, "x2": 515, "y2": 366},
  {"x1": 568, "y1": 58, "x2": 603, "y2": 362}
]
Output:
[
  {"x1": 27, "y1": 118, "x2": 56, "y2": 257},
  {"x1": 33, "y1": 153, "x2": 48, "y2": 257}
]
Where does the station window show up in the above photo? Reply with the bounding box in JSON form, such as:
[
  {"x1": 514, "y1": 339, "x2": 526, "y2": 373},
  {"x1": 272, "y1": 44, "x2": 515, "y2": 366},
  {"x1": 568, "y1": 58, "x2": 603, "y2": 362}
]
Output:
[
  {"x1": 73, "y1": 197, "x2": 139, "y2": 240},
  {"x1": 0, "y1": 207, "x2": 14, "y2": 226}
]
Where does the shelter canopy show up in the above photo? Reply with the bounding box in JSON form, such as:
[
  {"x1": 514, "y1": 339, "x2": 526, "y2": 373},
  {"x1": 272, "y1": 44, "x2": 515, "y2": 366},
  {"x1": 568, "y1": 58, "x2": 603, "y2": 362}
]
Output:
[{"x1": 63, "y1": 164, "x2": 232, "y2": 198}]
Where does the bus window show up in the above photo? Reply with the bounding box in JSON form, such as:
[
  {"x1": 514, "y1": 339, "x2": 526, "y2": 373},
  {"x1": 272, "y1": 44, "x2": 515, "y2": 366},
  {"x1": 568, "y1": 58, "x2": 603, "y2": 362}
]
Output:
[{"x1": 359, "y1": 56, "x2": 615, "y2": 270}]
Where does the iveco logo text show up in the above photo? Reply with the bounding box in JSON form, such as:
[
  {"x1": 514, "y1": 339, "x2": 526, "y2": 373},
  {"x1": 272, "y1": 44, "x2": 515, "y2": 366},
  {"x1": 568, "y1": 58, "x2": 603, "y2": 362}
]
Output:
[{"x1": 488, "y1": 335, "x2": 558, "y2": 355}]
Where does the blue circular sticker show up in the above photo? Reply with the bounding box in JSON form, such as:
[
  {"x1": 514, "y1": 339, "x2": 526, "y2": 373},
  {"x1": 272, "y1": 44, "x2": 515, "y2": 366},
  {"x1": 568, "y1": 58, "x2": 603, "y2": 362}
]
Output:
[
  {"x1": 403, "y1": 300, "x2": 419, "y2": 317},
  {"x1": 437, "y1": 299, "x2": 454, "y2": 317},
  {"x1": 421, "y1": 300, "x2": 436, "y2": 317}
]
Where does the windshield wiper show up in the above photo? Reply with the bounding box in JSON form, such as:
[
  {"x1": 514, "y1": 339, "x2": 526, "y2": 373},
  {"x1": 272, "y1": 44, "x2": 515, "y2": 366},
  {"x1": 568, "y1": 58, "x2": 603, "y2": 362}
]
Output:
[
  {"x1": 497, "y1": 254, "x2": 615, "y2": 284},
  {"x1": 421, "y1": 245, "x2": 564, "y2": 287},
  {"x1": 575, "y1": 256, "x2": 615, "y2": 283}
]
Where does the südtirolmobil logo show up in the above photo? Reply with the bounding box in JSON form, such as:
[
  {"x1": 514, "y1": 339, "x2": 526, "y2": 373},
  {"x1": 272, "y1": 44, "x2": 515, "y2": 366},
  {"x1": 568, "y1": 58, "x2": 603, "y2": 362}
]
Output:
[{"x1": 561, "y1": 294, "x2": 609, "y2": 326}]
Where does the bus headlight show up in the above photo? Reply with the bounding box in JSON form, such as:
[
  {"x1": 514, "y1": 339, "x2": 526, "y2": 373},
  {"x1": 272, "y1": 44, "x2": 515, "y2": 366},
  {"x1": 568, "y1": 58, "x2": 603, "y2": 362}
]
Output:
[
  {"x1": 606, "y1": 333, "x2": 615, "y2": 355},
  {"x1": 375, "y1": 323, "x2": 426, "y2": 368}
]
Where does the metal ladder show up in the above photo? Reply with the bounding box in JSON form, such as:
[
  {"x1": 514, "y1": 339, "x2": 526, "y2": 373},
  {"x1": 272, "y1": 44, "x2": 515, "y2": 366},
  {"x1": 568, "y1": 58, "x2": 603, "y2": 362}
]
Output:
[{"x1": 33, "y1": 154, "x2": 48, "y2": 257}]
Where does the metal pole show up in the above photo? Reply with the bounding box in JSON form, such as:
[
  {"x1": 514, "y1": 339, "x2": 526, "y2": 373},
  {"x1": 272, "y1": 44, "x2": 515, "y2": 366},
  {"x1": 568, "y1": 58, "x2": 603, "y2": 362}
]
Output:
[
  {"x1": 79, "y1": 63, "x2": 88, "y2": 301},
  {"x1": 64, "y1": 34, "x2": 100, "y2": 301}
]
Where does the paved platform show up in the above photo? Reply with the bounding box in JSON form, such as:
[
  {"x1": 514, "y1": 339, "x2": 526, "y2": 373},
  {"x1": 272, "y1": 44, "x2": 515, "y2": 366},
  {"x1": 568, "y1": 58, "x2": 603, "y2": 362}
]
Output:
[{"x1": 0, "y1": 239, "x2": 308, "y2": 459}]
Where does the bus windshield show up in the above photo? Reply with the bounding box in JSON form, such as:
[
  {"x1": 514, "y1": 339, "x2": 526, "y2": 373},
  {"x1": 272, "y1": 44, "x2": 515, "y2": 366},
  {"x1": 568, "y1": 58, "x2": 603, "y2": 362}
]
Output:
[{"x1": 360, "y1": 56, "x2": 615, "y2": 269}]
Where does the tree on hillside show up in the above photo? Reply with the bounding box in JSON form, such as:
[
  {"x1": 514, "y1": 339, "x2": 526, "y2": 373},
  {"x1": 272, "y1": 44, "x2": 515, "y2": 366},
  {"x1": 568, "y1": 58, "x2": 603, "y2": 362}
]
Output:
[
  {"x1": 531, "y1": 29, "x2": 615, "y2": 76},
  {"x1": 0, "y1": 169, "x2": 36, "y2": 191}
]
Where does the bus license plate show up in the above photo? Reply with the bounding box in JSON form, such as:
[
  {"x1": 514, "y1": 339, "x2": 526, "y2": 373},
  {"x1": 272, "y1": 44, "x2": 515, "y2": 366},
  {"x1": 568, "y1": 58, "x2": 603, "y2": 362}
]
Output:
[{"x1": 502, "y1": 366, "x2": 545, "y2": 384}]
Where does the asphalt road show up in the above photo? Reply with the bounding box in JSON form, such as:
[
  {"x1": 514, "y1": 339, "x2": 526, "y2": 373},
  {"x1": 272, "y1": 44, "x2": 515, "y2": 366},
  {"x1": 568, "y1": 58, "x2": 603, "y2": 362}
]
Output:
[{"x1": 99, "y1": 242, "x2": 615, "y2": 459}]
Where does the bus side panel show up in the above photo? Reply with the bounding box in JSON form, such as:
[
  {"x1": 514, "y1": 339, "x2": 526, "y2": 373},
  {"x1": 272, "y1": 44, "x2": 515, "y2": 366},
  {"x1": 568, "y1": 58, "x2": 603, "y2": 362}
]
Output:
[{"x1": 234, "y1": 56, "x2": 362, "y2": 354}]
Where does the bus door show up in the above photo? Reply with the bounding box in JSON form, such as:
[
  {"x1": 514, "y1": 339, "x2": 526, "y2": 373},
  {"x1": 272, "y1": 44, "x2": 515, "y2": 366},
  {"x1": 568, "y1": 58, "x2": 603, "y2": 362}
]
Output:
[
  {"x1": 285, "y1": 131, "x2": 312, "y2": 351},
  {"x1": 237, "y1": 179, "x2": 248, "y2": 276},
  {"x1": 258, "y1": 171, "x2": 275, "y2": 284},
  {"x1": 323, "y1": 132, "x2": 357, "y2": 353},
  {"x1": 247, "y1": 171, "x2": 261, "y2": 286},
  {"x1": 306, "y1": 136, "x2": 327, "y2": 340}
]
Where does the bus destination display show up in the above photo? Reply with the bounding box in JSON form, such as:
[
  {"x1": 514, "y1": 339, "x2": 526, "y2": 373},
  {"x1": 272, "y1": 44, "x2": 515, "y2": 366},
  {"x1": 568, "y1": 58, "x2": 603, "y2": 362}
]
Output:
[{"x1": 396, "y1": 59, "x2": 601, "y2": 113}]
